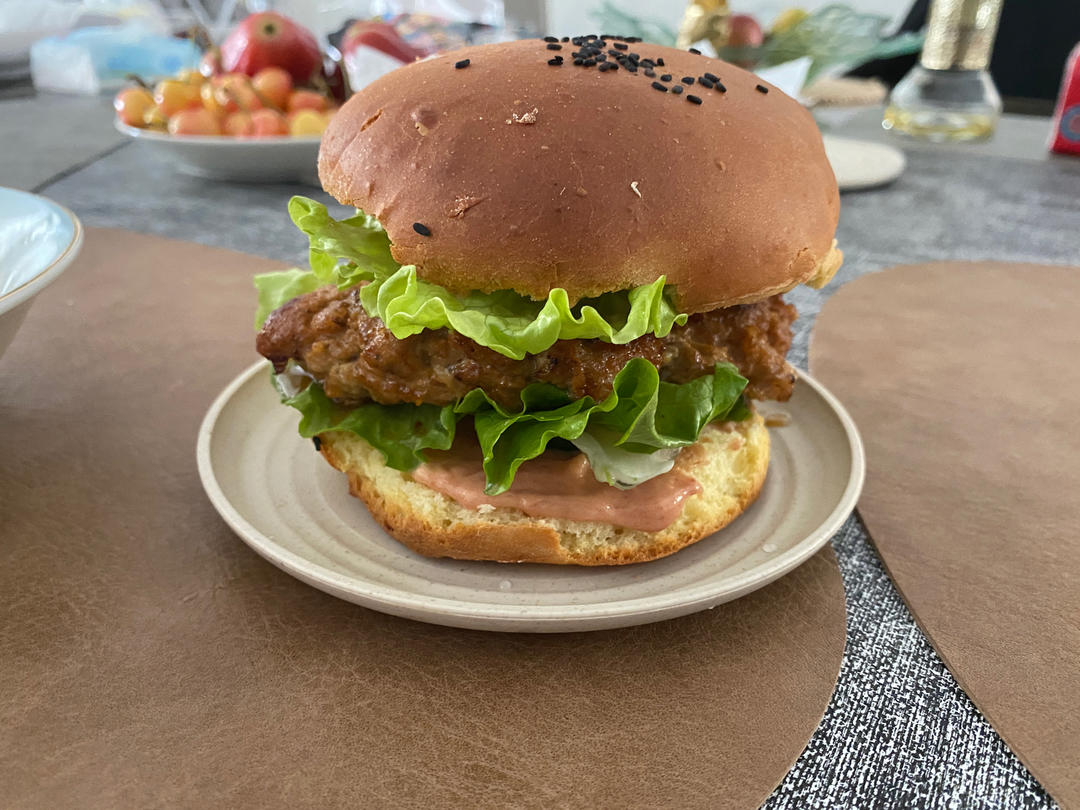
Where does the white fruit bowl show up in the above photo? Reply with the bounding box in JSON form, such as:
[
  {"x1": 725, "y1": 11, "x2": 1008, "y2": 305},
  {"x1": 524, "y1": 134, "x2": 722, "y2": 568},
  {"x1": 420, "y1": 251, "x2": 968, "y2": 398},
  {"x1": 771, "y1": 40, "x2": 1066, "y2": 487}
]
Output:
[{"x1": 115, "y1": 121, "x2": 322, "y2": 184}]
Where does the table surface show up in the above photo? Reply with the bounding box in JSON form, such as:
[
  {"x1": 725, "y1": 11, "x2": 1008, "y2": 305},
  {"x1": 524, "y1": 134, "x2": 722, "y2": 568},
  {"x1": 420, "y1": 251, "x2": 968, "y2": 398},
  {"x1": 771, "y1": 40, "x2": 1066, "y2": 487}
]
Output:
[{"x1": 4, "y1": 93, "x2": 1079, "y2": 808}]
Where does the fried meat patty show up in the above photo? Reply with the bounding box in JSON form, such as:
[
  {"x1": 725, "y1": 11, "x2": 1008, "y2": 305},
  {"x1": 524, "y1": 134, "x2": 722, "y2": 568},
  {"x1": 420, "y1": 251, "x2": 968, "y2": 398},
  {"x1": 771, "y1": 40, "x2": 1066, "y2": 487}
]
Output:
[{"x1": 257, "y1": 286, "x2": 796, "y2": 409}]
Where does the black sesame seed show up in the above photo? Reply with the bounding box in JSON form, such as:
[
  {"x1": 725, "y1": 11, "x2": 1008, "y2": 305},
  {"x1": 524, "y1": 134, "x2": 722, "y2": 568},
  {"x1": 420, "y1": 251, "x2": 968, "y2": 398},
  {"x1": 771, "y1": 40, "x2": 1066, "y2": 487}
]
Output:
[
  {"x1": 454, "y1": 59, "x2": 470, "y2": 69},
  {"x1": 714, "y1": 80, "x2": 726, "y2": 92},
  {"x1": 671, "y1": 85, "x2": 684, "y2": 94},
  {"x1": 598, "y1": 61, "x2": 612, "y2": 71},
  {"x1": 699, "y1": 77, "x2": 714, "y2": 89},
  {"x1": 656, "y1": 58, "x2": 665, "y2": 67},
  {"x1": 681, "y1": 76, "x2": 694, "y2": 84},
  {"x1": 629, "y1": 52, "x2": 640, "y2": 60},
  {"x1": 756, "y1": 84, "x2": 769, "y2": 94},
  {"x1": 573, "y1": 58, "x2": 584, "y2": 66},
  {"x1": 312, "y1": 436, "x2": 322, "y2": 451},
  {"x1": 644, "y1": 69, "x2": 656, "y2": 78},
  {"x1": 548, "y1": 57, "x2": 563, "y2": 66},
  {"x1": 561, "y1": 36, "x2": 569, "y2": 42},
  {"x1": 704, "y1": 72, "x2": 718, "y2": 83},
  {"x1": 583, "y1": 58, "x2": 596, "y2": 67},
  {"x1": 651, "y1": 81, "x2": 668, "y2": 92},
  {"x1": 546, "y1": 43, "x2": 562, "y2": 50},
  {"x1": 625, "y1": 36, "x2": 642, "y2": 43},
  {"x1": 640, "y1": 59, "x2": 654, "y2": 68},
  {"x1": 687, "y1": 94, "x2": 702, "y2": 104},
  {"x1": 413, "y1": 222, "x2": 431, "y2": 236},
  {"x1": 543, "y1": 36, "x2": 558, "y2": 42},
  {"x1": 660, "y1": 73, "x2": 672, "y2": 82},
  {"x1": 613, "y1": 42, "x2": 628, "y2": 51},
  {"x1": 596, "y1": 53, "x2": 607, "y2": 61},
  {"x1": 688, "y1": 47, "x2": 701, "y2": 55}
]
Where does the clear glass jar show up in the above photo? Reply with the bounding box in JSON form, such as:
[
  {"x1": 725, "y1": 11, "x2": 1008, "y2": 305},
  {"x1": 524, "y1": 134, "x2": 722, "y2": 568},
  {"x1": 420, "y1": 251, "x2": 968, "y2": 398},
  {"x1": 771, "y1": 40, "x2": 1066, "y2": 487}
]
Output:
[
  {"x1": 883, "y1": 65, "x2": 1002, "y2": 141},
  {"x1": 883, "y1": 0, "x2": 1004, "y2": 141}
]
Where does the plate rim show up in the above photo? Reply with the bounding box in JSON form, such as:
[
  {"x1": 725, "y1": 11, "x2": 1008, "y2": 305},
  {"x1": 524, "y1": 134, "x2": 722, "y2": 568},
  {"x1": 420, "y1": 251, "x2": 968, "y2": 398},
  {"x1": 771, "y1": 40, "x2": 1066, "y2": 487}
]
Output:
[
  {"x1": 197, "y1": 361, "x2": 865, "y2": 630},
  {"x1": 0, "y1": 187, "x2": 84, "y2": 315},
  {"x1": 822, "y1": 133, "x2": 907, "y2": 192}
]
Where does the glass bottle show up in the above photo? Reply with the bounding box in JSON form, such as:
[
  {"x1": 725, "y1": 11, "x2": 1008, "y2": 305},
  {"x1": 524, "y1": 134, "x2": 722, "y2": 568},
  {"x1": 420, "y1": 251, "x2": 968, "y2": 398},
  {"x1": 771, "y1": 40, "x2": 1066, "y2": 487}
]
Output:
[{"x1": 883, "y1": 0, "x2": 1004, "y2": 141}]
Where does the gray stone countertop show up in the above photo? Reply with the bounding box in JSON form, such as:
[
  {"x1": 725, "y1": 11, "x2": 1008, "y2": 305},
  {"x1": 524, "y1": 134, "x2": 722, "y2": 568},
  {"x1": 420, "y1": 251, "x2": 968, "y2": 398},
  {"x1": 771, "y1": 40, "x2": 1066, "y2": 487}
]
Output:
[{"x1": 0, "y1": 94, "x2": 127, "y2": 192}]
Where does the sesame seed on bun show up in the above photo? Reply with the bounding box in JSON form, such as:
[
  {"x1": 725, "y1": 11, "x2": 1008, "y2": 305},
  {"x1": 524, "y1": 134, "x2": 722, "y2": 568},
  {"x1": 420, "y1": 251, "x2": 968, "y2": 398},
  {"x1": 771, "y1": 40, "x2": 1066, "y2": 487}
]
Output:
[{"x1": 318, "y1": 37, "x2": 841, "y2": 312}]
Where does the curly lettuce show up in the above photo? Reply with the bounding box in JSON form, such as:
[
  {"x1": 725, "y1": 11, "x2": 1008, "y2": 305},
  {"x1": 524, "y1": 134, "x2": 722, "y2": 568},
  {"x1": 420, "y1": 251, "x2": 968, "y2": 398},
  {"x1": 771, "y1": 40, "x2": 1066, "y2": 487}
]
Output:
[
  {"x1": 278, "y1": 359, "x2": 749, "y2": 495},
  {"x1": 254, "y1": 196, "x2": 688, "y2": 359}
]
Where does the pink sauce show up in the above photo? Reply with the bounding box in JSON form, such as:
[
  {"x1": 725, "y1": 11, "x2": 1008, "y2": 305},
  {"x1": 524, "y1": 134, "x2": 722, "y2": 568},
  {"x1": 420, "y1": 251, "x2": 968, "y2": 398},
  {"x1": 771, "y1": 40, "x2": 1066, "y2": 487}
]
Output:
[{"x1": 413, "y1": 445, "x2": 702, "y2": 532}]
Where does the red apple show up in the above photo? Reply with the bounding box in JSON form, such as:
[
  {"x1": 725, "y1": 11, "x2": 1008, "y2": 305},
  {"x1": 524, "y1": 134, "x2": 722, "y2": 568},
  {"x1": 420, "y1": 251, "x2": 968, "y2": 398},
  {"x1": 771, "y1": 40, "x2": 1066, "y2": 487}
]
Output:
[{"x1": 219, "y1": 12, "x2": 322, "y2": 85}]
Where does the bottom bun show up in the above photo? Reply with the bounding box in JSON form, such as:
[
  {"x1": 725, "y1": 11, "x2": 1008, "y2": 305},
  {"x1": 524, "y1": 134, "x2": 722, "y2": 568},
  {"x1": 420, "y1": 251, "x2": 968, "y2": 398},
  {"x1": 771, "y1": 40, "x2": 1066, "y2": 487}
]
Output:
[{"x1": 317, "y1": 411, "x2": 770, "y2": 566}]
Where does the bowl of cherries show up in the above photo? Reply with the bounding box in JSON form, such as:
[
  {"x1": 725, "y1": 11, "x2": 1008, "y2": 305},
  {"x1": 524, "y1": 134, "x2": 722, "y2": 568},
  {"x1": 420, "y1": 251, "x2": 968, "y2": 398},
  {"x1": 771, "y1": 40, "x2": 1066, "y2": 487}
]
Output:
[{"x1": 113, "y1": 12, "x2": 347, "y2": 183}]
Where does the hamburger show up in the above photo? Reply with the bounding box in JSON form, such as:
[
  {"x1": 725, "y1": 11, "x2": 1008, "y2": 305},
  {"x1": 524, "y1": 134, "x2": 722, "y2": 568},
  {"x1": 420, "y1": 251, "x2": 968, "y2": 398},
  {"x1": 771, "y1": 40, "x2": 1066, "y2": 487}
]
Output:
[{"x1": 254, "y1": 37, "x2": 841, "y2": 565}]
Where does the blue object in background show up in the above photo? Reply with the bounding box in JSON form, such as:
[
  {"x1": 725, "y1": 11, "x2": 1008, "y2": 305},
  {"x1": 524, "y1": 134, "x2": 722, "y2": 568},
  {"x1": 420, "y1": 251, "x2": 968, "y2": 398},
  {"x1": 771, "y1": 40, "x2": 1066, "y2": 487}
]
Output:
[{"x1": 31, "y1": 26, "x2": 201, "y2": 94}]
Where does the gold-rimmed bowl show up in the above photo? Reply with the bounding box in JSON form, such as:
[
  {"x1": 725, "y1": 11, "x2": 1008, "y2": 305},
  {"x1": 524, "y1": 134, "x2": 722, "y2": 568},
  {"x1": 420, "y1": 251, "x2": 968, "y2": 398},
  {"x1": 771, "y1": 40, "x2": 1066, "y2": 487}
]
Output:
[{"x1": 0, "y1": 187, "x2": 83, "y2": 361}]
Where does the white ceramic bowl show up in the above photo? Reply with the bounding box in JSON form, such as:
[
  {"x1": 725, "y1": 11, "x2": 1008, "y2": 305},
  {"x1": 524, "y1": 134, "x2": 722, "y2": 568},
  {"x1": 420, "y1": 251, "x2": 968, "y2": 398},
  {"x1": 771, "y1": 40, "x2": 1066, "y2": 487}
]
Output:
[
  {"x1": 0, "y1": 187, "x2": 83, "y2": 361},
  {"x1": 115, "y1": 121, "x2": 321, "y2": 184}
]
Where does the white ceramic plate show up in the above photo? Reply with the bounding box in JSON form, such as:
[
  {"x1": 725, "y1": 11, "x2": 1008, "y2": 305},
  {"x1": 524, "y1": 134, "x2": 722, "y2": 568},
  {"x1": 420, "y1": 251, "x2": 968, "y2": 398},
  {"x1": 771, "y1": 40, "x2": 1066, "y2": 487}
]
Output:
[
  {"x1": 0, "y1": 186, "x2": 83, "y2": 360},
  {"x1": 823, "y1": 134, "x2": 907, "y2": 191},
  {"x1": 198, "y1": 362, "x2": 864, "y2": 632},
  {"x1": 115, "y1": 121, "x2": 321, "y2": 184}
]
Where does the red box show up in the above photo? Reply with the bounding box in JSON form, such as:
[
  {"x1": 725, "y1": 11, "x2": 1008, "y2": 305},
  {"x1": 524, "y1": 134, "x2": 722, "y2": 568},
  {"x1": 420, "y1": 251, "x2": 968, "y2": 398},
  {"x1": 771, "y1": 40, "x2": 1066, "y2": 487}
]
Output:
[{"x1": 1050, "y1": 42, "x2": 1080, "y2": 156}]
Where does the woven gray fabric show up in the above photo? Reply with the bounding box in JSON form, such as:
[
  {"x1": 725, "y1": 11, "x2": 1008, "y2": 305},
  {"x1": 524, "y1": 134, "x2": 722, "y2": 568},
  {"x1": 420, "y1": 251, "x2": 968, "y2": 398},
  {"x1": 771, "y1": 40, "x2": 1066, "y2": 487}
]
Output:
[
  {"x1": 765, "y1": 148, "x2": 1078, "y2": 810},
  {"x1": 41, "y1": 141, "x2": 1080, "y2": 808}
]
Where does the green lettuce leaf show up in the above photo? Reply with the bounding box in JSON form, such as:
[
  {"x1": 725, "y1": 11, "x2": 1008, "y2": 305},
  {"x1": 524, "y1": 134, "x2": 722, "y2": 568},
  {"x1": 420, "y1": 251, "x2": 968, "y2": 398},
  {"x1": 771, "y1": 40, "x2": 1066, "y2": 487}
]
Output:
[
  {"x1": 363, "y1": 267, "x2": 684, "y2": 360},
  {"x1": 253, "y1": 269, "x2": 324, "y2": 331},
  {"x1": 287, "y1": 195, "x2": 397, "y2": 282},
  {"x1": 276, "y1": 359, "x2": 750, "y2": 496},
  {"x1": 455, "y1": 359, "x2": 749, "y2": 494},
  {"x1": 568, "y1": 431, "x2": 679, "y2": 489},
  {"x1": 254, "y1": 197, "x2": 689, "y2": 358},
  {"x1": 277, "y1": 375, "x2": 456, "y2": 471}
]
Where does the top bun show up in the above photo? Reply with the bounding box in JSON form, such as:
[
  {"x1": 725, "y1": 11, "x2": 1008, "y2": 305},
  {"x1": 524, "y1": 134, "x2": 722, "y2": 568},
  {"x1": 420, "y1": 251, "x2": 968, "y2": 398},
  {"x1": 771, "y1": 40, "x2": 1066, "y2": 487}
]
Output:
[{"x1": 319, "y1": 39, "x2": 840, "y2": 312}]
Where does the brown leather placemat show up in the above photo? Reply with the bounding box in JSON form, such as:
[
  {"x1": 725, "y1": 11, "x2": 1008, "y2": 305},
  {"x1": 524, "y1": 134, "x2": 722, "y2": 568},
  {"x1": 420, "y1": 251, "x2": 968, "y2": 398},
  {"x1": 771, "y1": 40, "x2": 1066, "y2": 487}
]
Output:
[
  {"x1": 810, "y1": 261, "x2": 1080, "y2": 809},
  {"x1": 0, "y1": 229, "x2": 846, "y2": 809}
]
